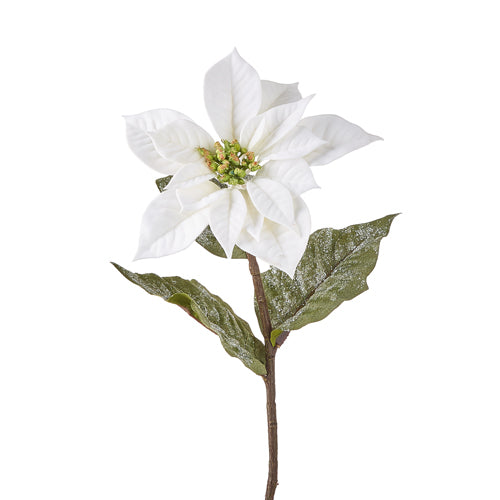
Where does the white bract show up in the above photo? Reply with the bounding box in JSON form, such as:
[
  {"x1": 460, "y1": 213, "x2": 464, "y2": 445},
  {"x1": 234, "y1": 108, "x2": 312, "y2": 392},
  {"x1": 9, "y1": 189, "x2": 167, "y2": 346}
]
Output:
[{"x1": 125, "y1": 49, "x2": 380, "y2": 276}]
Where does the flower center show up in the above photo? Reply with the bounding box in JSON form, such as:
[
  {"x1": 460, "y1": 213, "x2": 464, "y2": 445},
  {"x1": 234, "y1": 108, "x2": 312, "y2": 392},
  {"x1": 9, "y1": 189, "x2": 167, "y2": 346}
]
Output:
[{"x1": 197, "y1": 139, "x2": 262, "y2": 186}]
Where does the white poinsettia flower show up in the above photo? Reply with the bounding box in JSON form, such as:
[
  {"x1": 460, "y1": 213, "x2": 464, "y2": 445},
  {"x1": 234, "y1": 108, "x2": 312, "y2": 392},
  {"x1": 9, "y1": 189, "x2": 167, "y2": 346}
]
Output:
[{"x1": 125, "y1": 49, "x2": 380, "y2": 277}]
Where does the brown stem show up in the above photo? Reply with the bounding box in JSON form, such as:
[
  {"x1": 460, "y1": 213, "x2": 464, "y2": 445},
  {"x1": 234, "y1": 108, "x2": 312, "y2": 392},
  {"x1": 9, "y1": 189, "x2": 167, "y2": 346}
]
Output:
[
  {"x1": 263, "y1": 345, "x2": 278, "y2": 499},
  {"x1": 247, "y1": 253, "x2": 278, "y2": 500}
]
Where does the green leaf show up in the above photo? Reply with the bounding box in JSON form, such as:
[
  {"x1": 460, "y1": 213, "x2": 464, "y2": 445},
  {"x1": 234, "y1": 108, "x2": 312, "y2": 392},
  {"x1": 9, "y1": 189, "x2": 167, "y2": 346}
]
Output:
[
  {"x1": 155, "y1": 176, "x2": 246, "y2": 259},
  {"x1": 155, "y1": 176, "x2": 173, "y2": 192},
  {"x1": 270, "y1": 328, "x2": 283, "y2": 347},
  {"x1": 113, "y1": 263, "x2": 266, "y2": 376},
  {"x1": 259, "y1": 214, "x2": 398, "y2": 332}
]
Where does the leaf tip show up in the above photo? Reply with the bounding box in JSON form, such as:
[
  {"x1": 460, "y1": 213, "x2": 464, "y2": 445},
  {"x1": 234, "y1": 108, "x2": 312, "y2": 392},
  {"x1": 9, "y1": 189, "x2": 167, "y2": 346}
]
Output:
[
  {"x1": 386, "y1": 213, "x2": 401, "y2": 226},
  {"x1": 111, "y1": 262, "x2": 135, "y2": 282},
  {"x1": 110, "y1": 261, "x2": 123, "y2": 272}
]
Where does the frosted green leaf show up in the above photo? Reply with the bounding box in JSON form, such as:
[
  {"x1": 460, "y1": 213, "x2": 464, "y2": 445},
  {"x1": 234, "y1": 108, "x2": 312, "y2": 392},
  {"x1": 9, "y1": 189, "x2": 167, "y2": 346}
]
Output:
[
  {"x1": 258, "y1": 214, "x2": 398, "y2": 332},
  {"x1": 113, "y1": 263, "x2": 266, "y2": 376},
  {"x1": 155, "y1": 176, "x2": 173, "y2": 192},
  {"x1": 156, "y1": 176, "x2": 246, "y2": 259}
]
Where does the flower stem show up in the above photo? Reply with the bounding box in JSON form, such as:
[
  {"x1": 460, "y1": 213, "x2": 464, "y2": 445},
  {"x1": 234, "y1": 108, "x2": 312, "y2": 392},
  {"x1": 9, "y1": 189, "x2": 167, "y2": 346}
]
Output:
[
  {"x1": 247, "y1": 254, "x2": 278, "y2": 500},
  {"x1": 263, "y1": 345, "x2": 278, "y2": 499}
]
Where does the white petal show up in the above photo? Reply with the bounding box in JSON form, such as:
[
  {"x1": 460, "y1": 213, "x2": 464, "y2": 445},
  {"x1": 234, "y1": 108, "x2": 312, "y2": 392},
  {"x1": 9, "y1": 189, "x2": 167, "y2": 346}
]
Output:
[
  {"x1": 176, "y1": 181, "x2": 223, "y2": 212},
  {"x1": 291, "y1": 196, "x2": 312, "y2": 239},
  {"x1": 168, "y1": 162, "x2": 214, "y2": 190},
  {"x1": 204, "y1": 48, "x2": 262, "y2": 140},
  {"x1": 246, "y1": 178, "x2": 295, "y2": 228},
  {"x1": 148, "y1": 119, "x2": 214, "y2": 167},
  {"x1": 241, "y1": 190, "x2": 264, "y2": 240},
  {"x1": 257, "y1": 159, "x2": 319, "y2": 196},
  {"x1": 300, "y1": 114, "x2": 381, "y2": 166},
  {"x1": 208, "y1": 189, "x2": 247, "y2": 258},
  {"x1": 135, "y1": 189, "x2": 208, "y2": 259},
  {"x1": 259, "y1": 126, "x2": 326, "y2": 162},
  {"x1": 240, "y1": 95, "x2": 314, "y2": 154},
  {"x1": 124, "y1": 109, "x2": 192, "y2": 174},
  {"x1": 259, "y1": 81, "x2": 302, "y2": 113},
  {"x1": 237, "y1": 197, "x2": 311, "y2": 277}
]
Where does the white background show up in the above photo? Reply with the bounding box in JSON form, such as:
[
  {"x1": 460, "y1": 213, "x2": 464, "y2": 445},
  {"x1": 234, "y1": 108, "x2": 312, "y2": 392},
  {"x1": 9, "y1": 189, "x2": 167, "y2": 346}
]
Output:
[{"x1": 1, "y1": 1, "x2": 499, "y2": 499}]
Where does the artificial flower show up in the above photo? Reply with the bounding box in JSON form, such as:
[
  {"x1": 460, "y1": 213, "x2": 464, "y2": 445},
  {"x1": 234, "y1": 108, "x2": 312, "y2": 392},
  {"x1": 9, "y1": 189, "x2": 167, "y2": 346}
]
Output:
[{"x1": 125, "y1": 49, "x2": 379, "y2": 276}]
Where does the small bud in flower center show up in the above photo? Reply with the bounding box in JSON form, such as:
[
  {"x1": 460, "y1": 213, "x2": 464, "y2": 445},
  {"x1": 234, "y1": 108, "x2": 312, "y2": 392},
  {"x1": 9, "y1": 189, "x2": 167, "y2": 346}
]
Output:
[{"x1": 197, "y1": 139, "x2": 262, "y2": 186}]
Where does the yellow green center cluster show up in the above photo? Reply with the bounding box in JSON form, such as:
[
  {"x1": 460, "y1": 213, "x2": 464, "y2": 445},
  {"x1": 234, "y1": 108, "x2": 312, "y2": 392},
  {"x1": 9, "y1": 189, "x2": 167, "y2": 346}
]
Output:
[{"x1": 197, "y1": 139, "x2": 262, "y2": 186}]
